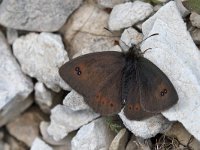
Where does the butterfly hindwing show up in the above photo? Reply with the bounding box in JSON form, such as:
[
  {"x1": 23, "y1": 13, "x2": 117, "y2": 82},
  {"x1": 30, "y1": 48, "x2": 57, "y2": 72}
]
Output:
[
  {"x1": 137, "y1": 57, "x2": 178, "y2": 113},
  {"x1": 85, "y1": 70, "x2": 123, "y2": 115},
  {"x1": 123, "y1": 68, "x2": 155, "y2": 120}
]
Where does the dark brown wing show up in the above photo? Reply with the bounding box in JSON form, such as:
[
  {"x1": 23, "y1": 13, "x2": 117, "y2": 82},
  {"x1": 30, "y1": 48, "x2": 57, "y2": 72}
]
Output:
[
  {"x1": 59, "y1": 51, "x2": 125, "y2": 115},
  {"x1": 85, "y1": 69, "x2": 123, "y2": 115},
  {"x1": 137, "y1": 57, "x2": 178, "y2": 113},
  {"x1": 123, "y1": 76, "x2": 155, "y2": 121}
]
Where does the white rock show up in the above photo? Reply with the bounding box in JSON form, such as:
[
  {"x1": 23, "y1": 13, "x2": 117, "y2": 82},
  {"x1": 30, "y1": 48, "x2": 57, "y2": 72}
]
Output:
[
  {"x1": 108, "y1": 1, "x2": 153, "y2": 31},
  {"x1": 63, "y1": 90, "x2": 90, "y2": 111},
  {"x1": 34, "y1": 82, "x2": 55, "y2": 113},
  {"x1": 0, "y1": 31, "x2": 33, "y2": 126},
  {"x1": 64, "y1": 4, "x2": 120, "y2": 57},
  {"x1": 96, "y1": 0, "x2": 126, "y2": 8},
  {"x1": 47, "y1": 105, "x2": 99, "y2": 141},
  {"x1": 31, "y1": 138, "x2": 53, "y2": 150},
  {"x1": 40, "y1": 121, "x2": 73, "y2": 148},
  {"x1": 120, "y1": 27, "x2": 143, "y2": 51},
  {"x1": 0, "y1": 0, "x2": 82, "y2": 32},
  {"x1": 119, "y1": 113, "x2": 171, "y2": 138},
  {"x1": 142, "y1": 1, "x2": 200, "y2": 141},
  {"x1": 13, "y1": 32, "x2": 70, "y2": 92},
  {"x1": 71, "y1": 118, "x2": 115, "y2": 150},
  {"x1": 6, "y1": 28, "x2": 18, "y2": 45}
]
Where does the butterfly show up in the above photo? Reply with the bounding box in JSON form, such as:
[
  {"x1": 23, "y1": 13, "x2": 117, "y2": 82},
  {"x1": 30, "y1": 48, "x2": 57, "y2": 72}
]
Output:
[{"x1": 59, "y1": 39, "x2": 178, "y2": 121}]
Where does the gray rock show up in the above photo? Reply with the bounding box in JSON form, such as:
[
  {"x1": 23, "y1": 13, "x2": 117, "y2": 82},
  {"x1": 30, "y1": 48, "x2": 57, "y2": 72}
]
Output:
[
  {"x1": 120, "y1": 27, "x2": 143, "y2": 51},
  {"x1": 71, "y1": 118, "x2": 115, "y2": 150},
  {"x1": 119, "y1": 112, "x2": 171, "y2": 139},
  {"x1": 96, "y1": 0, "x2": 126, "y2": 8},
  {"x1": 190, "y1": 28, "x2": 200, "y2": 44},
  {"x1": 0, "y1": 142, "x2": 9, "y2": 150},
  {"x1": 6, "y1": 28, "x2": 18, "y2": 45},
  {"x1": 153, "y1": 4, "x2": 162, "y2": 12},
  {"x1": 109, "y1": 128, "x2": 129, "y2": 150},
  {"x1": 0, "y1": 0, "x2": 83, "y2": 32},
  {"x1": 0, "y1": 95, "x2": 33, "y2": 127},
  {"x1": 175, "y1": 0, "x2": 190, "y2": 17},
  {"x1": 31, "y1": 138, "x2": 53, "y2": 150},
  {"x1": 0, "y1": 130, "x2": 4, "y2": 140},
  {"x1": 166, "y1": 122, "x2": 200, "y2": 150},
  {"x1": 108, "y1": 1, "x2": 153, "y2": 31},
  {"x1": 40, "y1": 121, "x2": 73, "y2": 148},
  {"x1": 6, "y1": 135, "x2": 27, "y2": 150},
  {"x1": 63, "y1": 90, "x2": 90, "y2": 111},
  {"x1": 63, "y1": 3, "x2": 120, "y2": 58},
  {"x1": 13, "y1": 32, "x2": 70, "y2": 92},
  {"x1": 126, "y1": 135, "x2": 151, "y2": 150},
  {"x1": 47, "y1": 105, "x2": 99, "y2": 141},
  {"x1": 142, "y1": 1, "x2": 200, "y2": 141},
  {"x1": 34, "y1": 82, "x2": 54, "y2": 113},
  {"x1": 190, "y1": 12, "x2": 200, "y2": 28},
  {"x1": 34, "y1": 82, "x2": 64, "y2": 113},
  {"x1": 6, "y1": 106, "x2": 46, "y2": 147},
  {"x1": 0, "y1": 30, "x2": 33, "y2": 127}
]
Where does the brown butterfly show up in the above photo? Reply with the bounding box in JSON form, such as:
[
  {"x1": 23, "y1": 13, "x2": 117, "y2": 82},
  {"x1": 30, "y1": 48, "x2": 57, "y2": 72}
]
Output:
[{"x1": 59, "y1": 42, "x2": 178, "y2": 121}]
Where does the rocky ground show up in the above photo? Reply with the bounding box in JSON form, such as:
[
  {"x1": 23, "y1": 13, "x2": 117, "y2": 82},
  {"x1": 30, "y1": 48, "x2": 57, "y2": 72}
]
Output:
[{"x1": 0, "y1": 0, "x2": 200, "y2": 150}]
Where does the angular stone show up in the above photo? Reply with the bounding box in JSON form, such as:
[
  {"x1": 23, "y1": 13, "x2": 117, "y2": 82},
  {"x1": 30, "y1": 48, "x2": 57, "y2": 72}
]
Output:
[
  {"x1": 175, "y1": 0, "x2": 190, "y2": 17},
  {"x1": 6, "y1": 28, "x2": 18, "y2": 45},
  {"x1": 63, "y1": 90, "x2": 90, "y2": 111},
  {"x1": 6, "y1": 106, "x2": 47, "y2": 147},
  {"x1": 31, "y1": 138, "x2": 53, "y2": 150},
  {"x1": 13, "y1": 32, "x2": 70, "y2": 92},
  {"x1": 40, "y1": 121, "x2": 73, "y2": 148},
  {"x1": 6, "y1": 135, "x2": 27, "y2": 150},
  {"x1": 190, "y1": 12, "x2": 200, "y2": 28},
  {"x1": 119, "y1": 113, "x2": 171, "y2": 139},
  {"x1": 0, "y1": 142, "x2": 9, "y2": 150},
  {"x1": 34, "y1": 82, "x2": 64, "y2": 113},
  {"x1": 63, "y1": 3, "x2": 120, "y2": 57},
  {"x1": 142, "y1": 1, "x2": 200, "y2": 141},
  {"x1": 109, "y1": 128, "x2": 129, "y2": 150},
  {"x1": 34, "y1": 82, "x2": 54, "y2": 113},
  {"x1": 190, "y1": 28, "x2": 200, "y2": 44},
  {"x1": 108, "y1": 1, "x2": 153, "y2": 31},
  {"x1": 126, "y1": 135, "x2": 151, "y2": 150},
  {"x1": 47, "y1": 105, "x2": 99, "y2": 141},
  {"x1": 120, "y1": 27, "x2": 143, "y2": 51},
  {"x1": 166, "y1": 122, "x2": 200, "y2": 150},
  {"x1": 0, "y1": 30, "x2": 33, "y2": 127},
  {"x1": 96, "y1": 0, "x2": 126, "y2": 8},
  {"x1": 71, "y1": 118, "x2": 115, "y2": 150},
  {"x1": 0, "y1": 0, "x2": 83, "y2": 32}
]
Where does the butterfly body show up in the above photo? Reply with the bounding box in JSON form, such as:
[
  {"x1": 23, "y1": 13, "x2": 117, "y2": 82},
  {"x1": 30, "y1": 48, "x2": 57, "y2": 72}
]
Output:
[{"x1": 59, "y1": 47, "x2": 178, "y2": 120}]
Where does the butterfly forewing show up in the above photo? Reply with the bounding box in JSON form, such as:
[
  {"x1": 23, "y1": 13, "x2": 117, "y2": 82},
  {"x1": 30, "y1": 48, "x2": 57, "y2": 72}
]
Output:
[
  {"x1": 59, "y1": 51, "x2": 125, "y2": 99},
  {"x1": 137, "y1": 57, "x2": 178, "y2": 113}
]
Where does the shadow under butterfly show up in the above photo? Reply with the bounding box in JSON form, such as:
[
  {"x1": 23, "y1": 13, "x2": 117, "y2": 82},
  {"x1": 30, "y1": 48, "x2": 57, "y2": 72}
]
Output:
[{"x1": 59, "y1": 34, "x2": 178, "y2": 121}]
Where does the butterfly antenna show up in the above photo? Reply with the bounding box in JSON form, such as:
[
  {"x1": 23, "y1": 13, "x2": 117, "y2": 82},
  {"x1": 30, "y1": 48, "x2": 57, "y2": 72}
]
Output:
[
  {"x1": 138, "y1": 33, "x2": 159, "y2": 46},
  {"x1": 141, "y1": 48, "x2": 152, "y2": 55}
]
